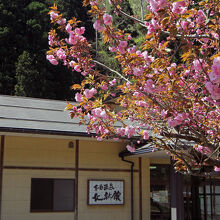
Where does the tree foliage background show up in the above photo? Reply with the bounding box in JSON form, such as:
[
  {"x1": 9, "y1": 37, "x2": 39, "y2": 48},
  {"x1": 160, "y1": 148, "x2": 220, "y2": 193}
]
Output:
[{"x1": 0, "y1": 0, "x2": 95, "y2": 100}]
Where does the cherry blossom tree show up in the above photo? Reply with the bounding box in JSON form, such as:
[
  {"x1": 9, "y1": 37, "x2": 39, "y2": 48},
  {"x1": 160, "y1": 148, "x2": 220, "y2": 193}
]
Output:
[{"x1": 46, "y1": 0, "x2": 220, "y2": 176}]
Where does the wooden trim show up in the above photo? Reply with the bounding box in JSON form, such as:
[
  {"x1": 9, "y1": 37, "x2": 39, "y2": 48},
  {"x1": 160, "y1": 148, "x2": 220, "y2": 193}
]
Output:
[
  {"x1": 4, "y1": 166, "x2": 75, "y2": 171},
  {"x1": 75, "y1": 140, "x2": 79, "y2": 220},
  {"x1": 30, "y1": 210, "x2": 74, "y2": 213},
  {"x1": 139, "y1": 158, "x2": 142, "y2": 220},
  {"x1": 0, "y1": 136, "x2": 5, "y2": 220},
  {"x1": 79, "y1": 168, "x2": 139, "y2": 172},
  {"x1": 4, "y1": 166, "x2": 139, "y2": 172}
]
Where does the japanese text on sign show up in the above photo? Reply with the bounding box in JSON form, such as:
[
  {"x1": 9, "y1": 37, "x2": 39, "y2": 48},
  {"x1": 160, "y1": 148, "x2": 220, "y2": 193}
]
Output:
[{"x1": 88, "y1": 180, "x2": 124, "y2": 205}]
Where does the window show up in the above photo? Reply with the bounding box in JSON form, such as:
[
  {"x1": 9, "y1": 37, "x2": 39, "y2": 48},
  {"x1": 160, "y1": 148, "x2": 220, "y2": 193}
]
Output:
[{"x1": 31, "y1": 178, "x2": 75, "y2": 212}]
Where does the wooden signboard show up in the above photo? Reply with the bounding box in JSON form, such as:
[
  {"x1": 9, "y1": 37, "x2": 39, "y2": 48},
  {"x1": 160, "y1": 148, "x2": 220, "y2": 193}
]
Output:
[{"x1": 88, "y1": 180, "x2": 124, "y2": 205}]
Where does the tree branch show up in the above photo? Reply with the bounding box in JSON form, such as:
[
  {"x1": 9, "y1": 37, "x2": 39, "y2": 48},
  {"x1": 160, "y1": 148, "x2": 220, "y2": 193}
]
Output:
[
  {"x1": 162, "y1": 132, "x2": 216, "y2": 150},
  {"x1": 92, "y1": 60, "x2": 132, "y2": 84},
  {"x1": 112, "y1": 3, "x2": 213, "y2": 40}
]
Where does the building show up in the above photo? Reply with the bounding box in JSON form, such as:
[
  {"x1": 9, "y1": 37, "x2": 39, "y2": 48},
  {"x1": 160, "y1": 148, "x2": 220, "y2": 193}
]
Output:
[{"x1": 0, "y1": 95, "x2": 219, "y2": 220}]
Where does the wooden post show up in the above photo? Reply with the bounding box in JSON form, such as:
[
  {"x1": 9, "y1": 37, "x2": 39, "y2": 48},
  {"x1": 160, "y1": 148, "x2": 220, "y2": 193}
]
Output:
[
  {"x1": 139, "y1": 158, "x2": 142, "y2": 220},
  {"x1": 0, "y1": 136, "x2": 5, "y2": 220},
  {"x1": 75, "y1": 140, "x2": 79, "y2": 220}
]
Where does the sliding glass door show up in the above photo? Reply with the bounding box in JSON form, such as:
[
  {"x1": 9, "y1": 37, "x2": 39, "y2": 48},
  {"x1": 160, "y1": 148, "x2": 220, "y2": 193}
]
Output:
[{"x1": 150, "y1": 164, "x2": 171, "y2": 220}]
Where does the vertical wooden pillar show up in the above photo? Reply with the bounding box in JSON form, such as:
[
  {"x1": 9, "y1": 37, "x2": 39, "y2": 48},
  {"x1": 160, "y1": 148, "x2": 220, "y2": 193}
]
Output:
[
  {"x1": 75, "y1": 140, "x2": 79, "y2": 220},
  {"x1": 170, "y1": 164, "x2": 184, "y2": 220},
  {"x1": 0, "y1": 136, "x2": 5, "y2": 220},
  {"x1": 139, "y1": 158, "x2": 142, "y2": 220}
]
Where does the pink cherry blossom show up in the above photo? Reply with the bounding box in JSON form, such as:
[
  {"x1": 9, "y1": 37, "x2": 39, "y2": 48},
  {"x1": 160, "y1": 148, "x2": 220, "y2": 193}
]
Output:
[
  {"x1": 69, "y1": 61, "x2": 75, "y2": 68},
  {"x1": 196, "y1": 10, "x2": 206, "y2": 25},
  {"x1": 127, "y1": 35, "x2": 132, "y2": 40},
  {"x1": 65, "y1": 23, "x2": 72, "y2": 33},
  {"x1": 117, "y1": 127, "x2": 126, "y2": 136},
  {"x1": 193, "y1": 59, "x2": 204, "y2": 72},
  {"x1": 128, "y1": 45, "x2": 136, "y2": 53},
  {"x1": 109, "y1": 46, "x2": 117, "y2": 52},
  {"x1": 90, "y1": 1, "x2": 97, "y2": 6},
  {"x1": 126, "y1": 144, "x2": 136, "y2": 152},
  {"x1": 143, "y1": 79, "x2": 156, "y2": 94},
  {"x1": 84, "y1": 88, "x2": 97, "y2": 99},
  {"x1": 100, "y1": 84, "x2": 108, "y2": 91},
  {"x1": 205, "y1": 82, "x2": 220, "y2": 100},
  {"x1": 57, "y1": 18, "x2": 66, "y2": 25},
  {"x1": 46, "y1": 55, "x2": 58, "y2": 65},
  {"x1": 75, "y1": 93, "x2": 83, "y2": 102},
  {"x1": 125, "y1": 125, "x2": 136, "y2": 138},
  {"x1": 91, "y1": 108, "x2": 102, "y2": 117},
  {"x1": 147, "y1": 0, "x2": 167, "y2": 12},
  {"x1": 50, "y1": 12, "x2": 58, "y2": 20},
  {"x1": 143, "y1": 130, "x2": 149, "y2": 140},
  {"x1": 133, "y1": 91, "x2": 142, "y2": 97},
  {"x1": 214, "y1": 166, "x2": 220, "y2": 172},
  {"x1": 172, "y1": 1, "x2": 187, "y2": 14},
  {"x1": 209, "y1": 57, "x2": 220, "y2": 84},
  {"x1": 93, "y1": 20, "x2": 105, "y2": 32},
  {"x1": 109, "y1": 78, "x2": 116, "y2": 86},
  {"x1": 75, "y1": 27, "x2": 85, "y2": 35},
  {"x1": 100, "y1": 109, "x2": 107, "y2": 119},
  {"x1": 133, "y1": 67, "x2": 143, "y2": 76},
  {"x1": 103, "y1": 13, "x2": 112, "y2": 25},
  {"x1": 118, "y1": 40, "x2": 128, "y2": 48},
  {"x1": 74, "y1": 65, "x2": 81, "y2": 72},
  {"x1": 56, "y1": 49, "x2": 66, "y2": 60},
  {"x1": 50, "y1": 59, "x2": 58, "y2": 65}
]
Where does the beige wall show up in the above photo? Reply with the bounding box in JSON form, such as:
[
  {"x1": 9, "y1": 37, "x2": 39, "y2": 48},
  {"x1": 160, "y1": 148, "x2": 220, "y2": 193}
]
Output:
[
  {"x1": 1, "y1": 136, "x2": 151, "y2": 220},
  {"x1": 4, "y1": 136, "x2": 75, "y2": 168},
  {"x1": 2, "y1": 169, "x2": 75, "y2": 220}
]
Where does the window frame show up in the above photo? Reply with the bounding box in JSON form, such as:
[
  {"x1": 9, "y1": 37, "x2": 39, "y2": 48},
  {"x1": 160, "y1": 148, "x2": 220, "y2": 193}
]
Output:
[{"x1": 30, "y1": 178, "x2": 75, "y2": 213}]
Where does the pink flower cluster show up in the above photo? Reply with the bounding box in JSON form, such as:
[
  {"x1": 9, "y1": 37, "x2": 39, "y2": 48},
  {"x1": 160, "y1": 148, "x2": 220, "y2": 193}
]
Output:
[
  {"x1": 65, "y1": 26, "x2": 85, "y2": 45},
  {"x1": 117, "y1": 125, "x2": 136, "y2": 138},
  {"x1": 75, "y1": 93, "x2": 83, "y2": 102},
  {"x1": 133, "y1": 67, "x2": 144, "y2": 76},
  {"x1": 100, "y1": 84, "x2": 108, "y2": 91},
  {"x1": 48, "y1": 35, "x2": 55, "y2": 46},
  {"x1": 126, "y1": 144, "x2": 136, "y2": 152},
  {"x1": 142, "y1": 130, "x2": 149, "y2": 140},
  {"x1": 168, "y1": 113, "x2": 188, "y2": 127},
  {"x1": 196, "y1": 10, "x2": 206, "y2": 25},
  {"x1": 214, "y1": 166, "x2": 220, "y2": 172},
  {"x1": 147, "y1": 0, "x2": 167, "y2": 12},
  {"x1": 195, "y1": 145, "x2": 211, "y2": 155},
  {"x1": 145, "y1": 19, "x2": 161, "y2": 35},
  {"x1": 193, "y1": 59, "x2": 205, "y2": 72},
  {"x1": 143, "y1": 79, "x2": 156, "y2": 94},
  {"x1": 172, "y1": 1, "x2": 187, "y2": 14},
  {"x1": 209, "y1": 57, "x2": 220, "y2": 84},
  {"x1": 50, "y1": 11, "x2": 66, "y2": 25},
  {"x1": 93, "y1": 20, "x2": 105, "y2": 32},
  {"x1": 93, "y1": 13, "x2": 112, "y2": 32},
  {"x1": 91, "y1": 108, "x2": 107, "y2": 119},
  {"x1": 84, "y1": 88, "x2": 97, "y2": 99},
  {"x1": 205, "y1": 57, "x2": 220, "y2": 100},
  {"x1": 46, "y1": 55, "x2": 58, "y2": 65},
  {"x1": 205, "y1": 82, "x2": 220, "y2": 100},
  {"x1": 103, "y1": 13, "x2": 112, "y2": 25}
]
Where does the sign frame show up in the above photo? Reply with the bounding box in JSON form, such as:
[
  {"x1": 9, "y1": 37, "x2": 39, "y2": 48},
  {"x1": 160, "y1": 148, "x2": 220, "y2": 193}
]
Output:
[{"x1": 87, "y1": 179, "x2": 125, "y2": 205}]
